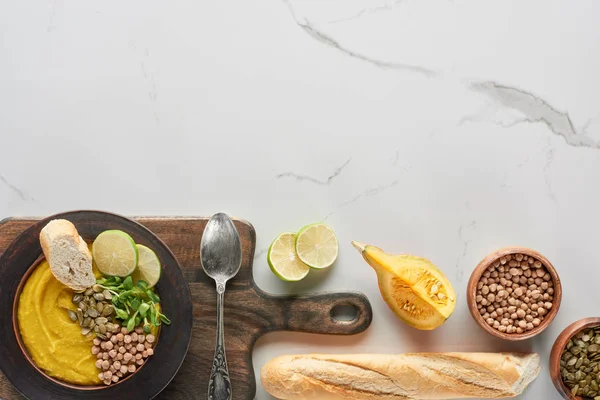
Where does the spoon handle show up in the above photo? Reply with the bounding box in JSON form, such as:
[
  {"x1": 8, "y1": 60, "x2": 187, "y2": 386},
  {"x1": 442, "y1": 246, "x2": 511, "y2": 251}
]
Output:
[{"x1": 208, "y1": 283, "x2": 231, "y2": 400}]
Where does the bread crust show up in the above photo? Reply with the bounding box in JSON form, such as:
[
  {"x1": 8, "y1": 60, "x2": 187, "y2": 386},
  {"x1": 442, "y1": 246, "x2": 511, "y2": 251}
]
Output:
[
  {"x1": 40, "y1": 219, "x2": 95, "y2": 291},
  {"x1": 261, "y1": 353, "x2": 540, "y2": 400}
]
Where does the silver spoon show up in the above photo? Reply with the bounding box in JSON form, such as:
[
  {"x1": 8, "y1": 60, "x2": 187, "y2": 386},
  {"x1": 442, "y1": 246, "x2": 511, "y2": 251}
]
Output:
[{"x1": 201, "y1": 213, "x2": 242, "y2": 400}]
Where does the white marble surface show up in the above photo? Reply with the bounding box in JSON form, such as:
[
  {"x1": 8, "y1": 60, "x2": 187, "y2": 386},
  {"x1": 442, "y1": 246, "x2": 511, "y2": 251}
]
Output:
[{"x1": 1, "y1": 1, "x2": 600, "y2": 398}]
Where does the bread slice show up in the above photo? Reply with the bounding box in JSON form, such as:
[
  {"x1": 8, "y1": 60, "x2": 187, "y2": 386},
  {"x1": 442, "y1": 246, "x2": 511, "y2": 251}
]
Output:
[{"x1": 40, "y1": 219, "x2": 95, "y2": 291}]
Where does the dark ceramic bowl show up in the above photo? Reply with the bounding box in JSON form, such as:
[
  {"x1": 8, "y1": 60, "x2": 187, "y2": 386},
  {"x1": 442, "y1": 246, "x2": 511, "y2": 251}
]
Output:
[{"x1": 0, "y1": 210, "x2": 193, "y2": 400}]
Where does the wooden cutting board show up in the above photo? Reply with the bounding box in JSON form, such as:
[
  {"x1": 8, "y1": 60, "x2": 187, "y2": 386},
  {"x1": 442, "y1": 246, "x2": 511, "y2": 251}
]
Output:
[{"x1": 0, "y1": 217, "x2": 372, "y2": 400}]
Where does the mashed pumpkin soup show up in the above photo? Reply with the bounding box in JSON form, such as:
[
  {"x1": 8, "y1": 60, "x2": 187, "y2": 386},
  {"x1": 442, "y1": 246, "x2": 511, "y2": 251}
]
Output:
[{"x1": 17, "y1": 260, "x2": 101, "y2": 385}]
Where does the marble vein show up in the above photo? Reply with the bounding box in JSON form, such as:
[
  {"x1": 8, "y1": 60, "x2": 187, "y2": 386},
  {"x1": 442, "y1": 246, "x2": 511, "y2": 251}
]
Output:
[
  {"x1": 455, "y1": 221, "x2": 476, "y2": 283},
  {"x1": 324, "y1": 180, "x2": 399, "y2": 220},
  {"x1": 282, "y1": 0, "x2": 436, "y2": 78},
  {"x1": 544, "y1": 141, "x2": 556, "y2": 202},
  {"x1": 0, "y1": 174, "x2": 29, "y2": 201},
  {"x1": 327, "y1": 0, "x2": 405, "y2": 24},
  {"x1": 391, "y1": 150, "x2": 400, "y2": 166},
  {"x1": 276, "y1": 158, "x2": 351, "y2": 185},
  {"x1": 254, "y1": 248, "x2": 268, "y2": 261},
  {"x1": 467, "y1": 81, "x2": 600, "y2": 149}
]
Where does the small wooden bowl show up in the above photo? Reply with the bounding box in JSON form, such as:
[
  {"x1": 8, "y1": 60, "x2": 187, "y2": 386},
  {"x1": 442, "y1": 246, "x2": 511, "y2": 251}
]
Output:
[
  {"x1": 549, "y1": 318, "x2": 600, "y2": 399},
  {"x1": 466, "y1": 246, "x2": 562, "y2": 341}
]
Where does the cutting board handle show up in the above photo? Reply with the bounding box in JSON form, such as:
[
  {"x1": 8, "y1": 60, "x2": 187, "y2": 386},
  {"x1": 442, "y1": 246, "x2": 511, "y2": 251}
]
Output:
[{"x1": 267, "y1": 291, "x2": 372, "y2": 335}]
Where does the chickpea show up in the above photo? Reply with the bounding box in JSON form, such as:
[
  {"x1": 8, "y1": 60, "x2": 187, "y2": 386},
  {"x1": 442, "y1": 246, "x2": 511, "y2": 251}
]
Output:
[
  {"x1": 136, "y1": 343, "x2": 145, "y2": 352},
  {"x1": 101, "y1": 360, "x2": 110, "y2": 370},
  {"x1": 120, "y1": 365, "x2": 128, "y2": 374},
  {"x1": 102, "y1": 353, "x2": 109, "y2": 360},
  {"x1": 108, "y1": 349, "x2": 117, "y2": 358},
  {"x1": 138, "y1": 335, "x2": 145, "y2": 343},
  {"x1": 142, "y1": 350, "x2": 148, "y2": 358},
  {"x1": 104, "y1": 370, "x2": 112, "y2": 380},
  {"x1": 128, "y1": 365, "x2": 136, "y2": 373},
  {"x1": 136, "y1": 353, "x2": 143, "y2": 360},
  {"x1": 105, "y1": 341, "x2": 114, "y2": 350},
  {"x1": 114, "y1": 361, "x2": 121, "y2": 370},
  {"x1": 135, "y1": 327, "x2": 144, "y2": 334},
  {"x1": 121, "y1": 327, "x2": 128, "y2": 335},
  {"x1": 116, "y1": 333, "x2": 124, "y2": 342},
  {"x1": 92, "y1": 346, "x2": 100, "y2": 355},
  {"x1": 516, "y1": 309, "x2": 526, "y2": 319},
  {"x1": 525, "y1": 315, "x2": 533, "y2": 322},
  {"x1": 109, "y1": 366, "x2": 116, "y2": 374},
  {"x1": 544, "y1": 302, "x2": 553, "y2": 310},
  {"x1": 95, "y1": 359, "x2": 103, "y2": 369},
  {"x1": 136, "y1": 359, "x2": 144, "y2": 366},
  {"x1": 131, "y1": 347, "x2": 137, "y2": 355},
  {"x1": 117, "y1": 353, "x2": 124, "y2": 361},
  {"x1": 103, "y1": 379, "x2": 111, "y2": 386},
  {"x1": 93, "y1": 338, "x2": 101, "y2": 346},
  {"x1": 487, "y1": 294, "x2": 495, "y2": 303},
  {"x1": 526, "y1": 322, "x2": 534, "y2": 330},
  {"x1": 145, "y1": 341, "x2": 152, "y2": 349},
  {"x1": 110, "y1": 335, "x2": 118, "y2": 344},
  {"x1": 146, "y1": 348, "x2": 154, "y2": 356},
  {"x1": 118, "y1": 346, "x2": 126, "y2": 354},
  {"x1": 124, "y1": 335, "x2": 132, "y2": 344},
  {"x1": 98, "y1": 372, "x2": 104, "y2": 381},
  {"x1": 490, "y1": 311, "x2": 498, "y2": 319},
  {"x1": 477, "y1": 281, "x2": 484, "y2": 290},
  {"x1": 516, "y1": 327, "x2": 524, "y2": 334},
  {"x1": 493, "y1": 321, "x2": 500, "y2": 329},
  {"x1": 486, "y1": 318, "x2": 494, "y2": 326},
  {"x1": 123, "y1": 353, "x2": 133, "y2": 362},
  {"x1": 532, "y1": 318, "x2": 541, "y2": 327},
  {"x1": 112, "y1": 375, "x2": 119, "y2": 383},
  {"x1": 97, "y1": 352, "x2": 103, "y2": 359}
]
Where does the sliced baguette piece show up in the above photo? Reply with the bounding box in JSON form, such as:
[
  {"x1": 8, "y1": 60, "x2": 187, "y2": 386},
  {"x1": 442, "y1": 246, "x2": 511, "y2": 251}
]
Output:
[
  {"x1": 261, "y1": 352, "x2": 540, "y2": 400},
  {"x1": 40, "y1": 219, "x2": 95, "y2": 291}
]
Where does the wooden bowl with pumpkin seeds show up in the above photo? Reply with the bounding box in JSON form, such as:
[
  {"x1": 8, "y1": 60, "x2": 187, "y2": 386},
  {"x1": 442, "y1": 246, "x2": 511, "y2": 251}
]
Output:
[{"x1": 550, "y1": 317, "x2": 600, "y2": 399}]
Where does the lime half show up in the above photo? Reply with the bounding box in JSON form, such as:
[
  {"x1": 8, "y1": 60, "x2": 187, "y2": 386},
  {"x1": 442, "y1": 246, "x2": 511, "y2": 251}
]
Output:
[
  {"x1": 267, "y1": 233, "x2": 310, "y2": 282},
  {"x1": 131, "y1": 244, "x2": 162, "y2": 288},
  {"x1": 295, "y1": 223, "x2": 338, "y2": 269},
  {"x1": 92, "y1": 230, "x2": 138, "y2": 277}
]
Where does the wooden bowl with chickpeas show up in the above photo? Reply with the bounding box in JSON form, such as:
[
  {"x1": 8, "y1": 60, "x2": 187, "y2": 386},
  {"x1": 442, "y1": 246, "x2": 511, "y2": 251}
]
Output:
[{"x1": 466, "y1": 246, "x2": 562, "y2": 341}]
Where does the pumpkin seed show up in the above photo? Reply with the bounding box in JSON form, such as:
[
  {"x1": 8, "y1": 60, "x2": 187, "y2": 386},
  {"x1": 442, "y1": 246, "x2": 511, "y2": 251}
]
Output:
[
  {"x1": 102, "y1": 290, "x2": 112, "y2": 300},
  {"x1": 93, "y1": 293, "x2": 105, "y2": 301},
  {"x1": 81, "y1": 327, "x2": 91, "y2": 335},
  {"x1": 76, "y1": 309, "x2": 84, "y2": 324},
  {"x1": 95, "y1": 317, "x2": 108, "y2": 325},
  {"x1": 97, "y1": 302, "x2": 104, "y2": 313},
  {"x1": 72, "y1": 293, "x2": 83, "y2": 304},
  {"x1": 102, "y1": 305, "x2": 113, "y2": 317},
  {"x1": 572, "y1": 347, "x2": 582, "y2": 355},
  {"x1": 568, "y1": 358, "x2": 578, "y2": 366},
  {"x1": 67, "y1": 310, "x2": 77, "y2": 322},
  {"x1": 99, "y1": 324, "x2": 107, "y2": 334},
  {"x1": 83, "y1": 317, "x2": 92, "y2": 328},
  {"x1": 93, "y1": 284, "x2": 103, "y2": 292},
  {"x1": 88, "y1": 308, "x2": 99, "y2": 318},
  {"x1": 85, "y1": 288, "x2": 94, "y2": 296},
  {"x1": 572, "y1": 385, "x2": 579, "y2": 395}
]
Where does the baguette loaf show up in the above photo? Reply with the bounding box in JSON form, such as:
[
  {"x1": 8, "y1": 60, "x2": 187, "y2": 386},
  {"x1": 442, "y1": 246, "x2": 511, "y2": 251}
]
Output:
[
  {"x1": 40, "y1": 219, "x2": 95, "y2": 291},
  {"x1": 261, "y1": 352, "x2": 539, "y2": 400}
]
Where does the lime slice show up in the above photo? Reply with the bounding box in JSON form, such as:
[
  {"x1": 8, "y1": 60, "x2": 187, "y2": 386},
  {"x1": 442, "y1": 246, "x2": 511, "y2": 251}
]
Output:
[
  {"x1": 131, "y1": 245, "x2": 162, "y2": 288},
  {"x1": 92, "y1": 230, "x2": 138, "y2": 277},
  {"x1": 267, "y1": 233, "x2": 310, "y2": 281},
  {"x1": 295, "y1": 223, "x2": 338, "y2": 269}
]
